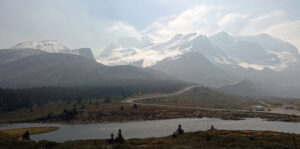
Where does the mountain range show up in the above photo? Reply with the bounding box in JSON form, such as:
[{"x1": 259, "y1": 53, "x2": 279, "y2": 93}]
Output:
[
  {"x1": 1, "y1": 32, "x2": 300, "y2": 98},
  {"x1": 97, "y1": 32, "x2": 300, "y2": 98},
  {"x1": 0, "y1": 41, "x2": 189, "y2": 89}
]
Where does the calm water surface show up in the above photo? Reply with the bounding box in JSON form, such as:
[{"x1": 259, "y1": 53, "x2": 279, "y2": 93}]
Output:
[{"x1": 0, "y1": 118, "x2": 299, "y2": 142}]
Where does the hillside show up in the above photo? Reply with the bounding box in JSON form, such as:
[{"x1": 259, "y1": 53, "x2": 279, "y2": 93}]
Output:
[
  {"x1": 0, "y1": 49, "x2": 190, "y2": 88},
  {"x1": 151, "y1": 52, "x2": 235, "y2": 87},
  {"x1": 137, "y1": 87, "x2": 259, "y2": 110},
  {"x1": 217, "y1": 79, "x2": 268, "y2": 97}
]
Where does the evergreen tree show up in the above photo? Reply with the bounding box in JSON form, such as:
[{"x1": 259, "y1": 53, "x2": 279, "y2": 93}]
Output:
[
  {"x1": 133, "y1": 104, "x2": 138, "y2": 109},
  {"x1": 115, "y1": 129, "x2": 124, "y2": 143},
  {"x1": 108, "y1": 132, "x2": 114, "y2": 143},
  {"x1": 210, "y1": 125, "x2": 215, "y2": 130},
  {"x1": 176, "y1": 124, "x2": 184, "y2": 134},
  {"x1": 172, "y1": 131, "x2": 177, "y2": 138},
  {"x1": 22, "y1": 131, "x2": 30, "y2": 140},
  {"x1": 292, "y1": 135, "x2": 297, "y2": 149}
]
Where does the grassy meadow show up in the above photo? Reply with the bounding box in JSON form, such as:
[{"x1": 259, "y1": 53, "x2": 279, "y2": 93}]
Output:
[{"x1": 1, "y1": 88, "x2": 300, "y2": 124}]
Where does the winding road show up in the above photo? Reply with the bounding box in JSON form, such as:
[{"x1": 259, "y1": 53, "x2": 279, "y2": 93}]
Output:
[
  {"x1": 123, "y1": 86, "x2": 196, "y2": 104},
  {"x1": 123, "y1": 86, "x2": 300, "y2": 116},
  {"x1": 123, "y1": 86, "x2": 248, "y2": 112}
]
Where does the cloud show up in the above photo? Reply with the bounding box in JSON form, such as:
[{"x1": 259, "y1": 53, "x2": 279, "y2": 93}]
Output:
[
  {"x1": 137, "y1": 7, "x2": 299, "y2": 51},
  {"x1": 136, "y1": 6, "x2": 294, "y2": 43},
  {"x1": 0, "y1": 1, "x2": 108, "y2": 53},
  {"x1": 265, "y1": 20, "x2": 300, "y2": 53},
  {"x1": 0, "y1": 0, "x2": 140, "y2": 54},
  {"x1": 241, "y1": 11, "x2": 288, "y2": 35},
  {"x1": 109, "y1": 22, "x2": 140, "y2": 38},
  {"x1": 142, "y1": 5, "x2": 219, "y2": 41},
  {"x1": 217, "y1": 13, "x2": 249, "y2": 34},
  {"x1": 0, "y1": 1, "x2": 299, "y2": 53},
  {"x1": 218, "y1": 13, "x2": 248, "y2": 26}
]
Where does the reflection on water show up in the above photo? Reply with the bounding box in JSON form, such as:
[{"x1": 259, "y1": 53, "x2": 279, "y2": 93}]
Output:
[{"x1": 0, "y1": 118, "x2": 299, "y2": 142}]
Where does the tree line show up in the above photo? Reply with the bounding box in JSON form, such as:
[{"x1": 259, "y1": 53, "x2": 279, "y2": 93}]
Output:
[{"x1": 0, "y1": 84, "x2": 186, "y2": 112}]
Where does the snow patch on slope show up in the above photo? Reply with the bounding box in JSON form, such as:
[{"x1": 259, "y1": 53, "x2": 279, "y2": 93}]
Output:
[
  {"x1": 11, "y1": 40, "x2": 70, "y2": 53},
  {"x1": 97, "y1": 46, "x2": 192, "y2": 67},
  {"x1": 97, "y1": 34, "x2": 198, "y2": 67},
  {"x1": 235, "y1": 51, "x2": 297, "y2": 71},
  {"x1": 10, "y1": 40, "x2": 94, "y2": 60},
  {"x1": 99, "y1": 32, "x2": 300, "y2": 71}
]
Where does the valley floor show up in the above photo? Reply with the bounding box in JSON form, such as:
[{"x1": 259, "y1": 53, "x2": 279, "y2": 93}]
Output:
[
  {"x1": 1, "y1": 86, "x2": 300, "y2": 148},
  {"x1": 1, "y1": 87, "x2": 300, "y2": 124}
]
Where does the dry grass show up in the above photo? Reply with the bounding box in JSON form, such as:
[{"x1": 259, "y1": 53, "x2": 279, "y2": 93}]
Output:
[{"x1": 0, "y1": 127, "x2": 59, "y2": 137}]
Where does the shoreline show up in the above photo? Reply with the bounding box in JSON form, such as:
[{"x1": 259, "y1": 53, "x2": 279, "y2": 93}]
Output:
[
  {"x1": 1, "y1": 86, "x2": 299, "y2": 125},
  {"x1": 1, "y1": 129, "x2": 299, "y2": 148},
  {"x1": 1, "y1": 107, "x2": 300, "y2": 125},
  {"x1": 1, "y1": 115, "x2": 299, "y2": 127}
]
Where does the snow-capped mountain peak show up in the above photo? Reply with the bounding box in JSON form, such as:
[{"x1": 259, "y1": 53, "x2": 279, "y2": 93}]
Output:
[
  {"x1": 9, "y1": 40, "x2": 95, "y2": 60},
  {"x1": 11, "y1": 40, "x2": 70, "y2": 53},
  {"x1": 98, "y1": 32, "x2": 299, "y2": 71}
]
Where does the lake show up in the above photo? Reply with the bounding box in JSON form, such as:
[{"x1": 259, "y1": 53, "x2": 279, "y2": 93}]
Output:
[{"x1": 0, "y1": 118, "x2": 299, "y2": 142}]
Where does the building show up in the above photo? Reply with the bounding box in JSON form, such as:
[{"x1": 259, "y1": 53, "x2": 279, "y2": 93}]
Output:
[{"x1": 251, "y1": 105, "x2": 264, "y2": 111}]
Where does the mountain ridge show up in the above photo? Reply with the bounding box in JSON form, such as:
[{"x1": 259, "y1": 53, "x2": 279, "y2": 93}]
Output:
[
  {"x1": 217, "y1": 78, "x2": 268, "y2": 97},
  {"x1": 151, "y1": 52, "x2": 236, "y2": 87},
  {"x1": 9, "y1": 40, "x2": 95, "y2": 60},
  {"x1": 2, "y1": 33, "x2": 300, "y2": 97},
  {"x1": 0, "y1": 48, "x2": 190, "y2": 88}
]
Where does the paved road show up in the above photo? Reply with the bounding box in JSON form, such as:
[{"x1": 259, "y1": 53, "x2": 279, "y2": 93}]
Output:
[
  {"x1": 259, "y1": 101, "x2": 272, "y2": 107},
  {"x1": 123, "y1": 86, "x2": 196, "y2": 104},
  {"x1": 259, "y1": 101, "x2": 300, "y2": 116}
]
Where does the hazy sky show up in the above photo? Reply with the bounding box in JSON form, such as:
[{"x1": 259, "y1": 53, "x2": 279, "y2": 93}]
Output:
[{"x1": 0, "y1": 0, "x2": 300, "y2": 54}]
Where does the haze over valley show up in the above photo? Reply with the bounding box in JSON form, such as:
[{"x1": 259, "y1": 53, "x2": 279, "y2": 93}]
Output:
[
  {"x1": 2, "y1": 31, "x2": 300, "y2": 98},
  {"x1": 0, "y1": 0, "x2": 300, "y2": 148}
]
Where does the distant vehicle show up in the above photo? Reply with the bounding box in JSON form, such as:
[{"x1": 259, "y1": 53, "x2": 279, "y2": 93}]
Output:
[{"x1": 283, "y1": 105, "x2": 294, "y2": 110}]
